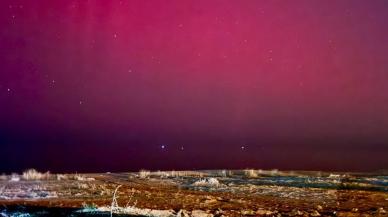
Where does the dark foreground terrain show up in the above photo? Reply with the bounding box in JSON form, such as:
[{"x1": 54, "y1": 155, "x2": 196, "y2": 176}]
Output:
[{"x1": 0, "y1": 170, "x2": 387, "y2": 216}]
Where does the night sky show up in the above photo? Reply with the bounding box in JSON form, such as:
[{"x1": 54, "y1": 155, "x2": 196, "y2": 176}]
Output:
[{"x1": 1, "y1": 1, "x2": 388, "y2": 173}]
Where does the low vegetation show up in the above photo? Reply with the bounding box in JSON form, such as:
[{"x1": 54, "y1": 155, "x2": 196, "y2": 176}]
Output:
[
  {"x1": 22, "y1": 169, "x2": 51, "y2": 180},
  {"x1": 137, "y1": 170, "x2": 207, "y2": 179},
  {"x1": 0, "y1": 174, "x2": 7, "y2": 181},
  {"x1": 138, "y1": 170, "x2": 151, "y2": 179},
  {"x1": 192, "y1": 177, "x2": 221, "y2": 187},
  {"x1": 244, "y1": 169, "x2": 259, "y2": 178},
  {"x1": 10, "y1": 173, "x2": 20, "y2": 182}
]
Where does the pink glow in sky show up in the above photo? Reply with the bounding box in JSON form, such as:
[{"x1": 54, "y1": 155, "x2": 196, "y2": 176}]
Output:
[{"x1": 1, "y1": 0, "x2": 388, "y2": 172}]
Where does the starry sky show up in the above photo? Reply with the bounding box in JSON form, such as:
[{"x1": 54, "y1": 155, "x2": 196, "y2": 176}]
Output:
[{"x1": 1, "y1": 0, "x2": 388, "y2": 173}]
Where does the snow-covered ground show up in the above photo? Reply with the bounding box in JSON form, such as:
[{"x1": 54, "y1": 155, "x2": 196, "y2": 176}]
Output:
[{"x1": 0, "y1": 181, "x2": 57, "y2": 200}]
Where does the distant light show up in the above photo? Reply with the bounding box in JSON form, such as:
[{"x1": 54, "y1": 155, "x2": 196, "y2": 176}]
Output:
[
  {"x1": 161, "y1": 145, "x2": 165, "y2": 149},
  {"x1": 7, "y1": 88, "x2": 11, "y2": 92},
  {"x1": 241, "y1": 146, "x2": 245, "y2": 150}
]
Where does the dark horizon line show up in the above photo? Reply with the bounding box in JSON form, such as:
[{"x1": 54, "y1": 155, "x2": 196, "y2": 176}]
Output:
[{"x1": 2, "y1": 167, "x2": 387, "y2": 175}]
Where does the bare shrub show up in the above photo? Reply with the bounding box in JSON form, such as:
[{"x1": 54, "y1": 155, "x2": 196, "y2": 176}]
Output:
[
  {"x1": 110, "y1": 185, "x2": 122, "y2": 217},
  {"x1": 88, "y1": 185, "x2": 174, "y2": 217}
]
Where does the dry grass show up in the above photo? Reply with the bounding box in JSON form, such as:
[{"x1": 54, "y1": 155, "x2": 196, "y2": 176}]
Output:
[
  {"x1": 219, "y1": 170, "x2": 233, "y2": 177},
  {"x1": 22, "y1": 170, "x2": 94, "y2": 181},
  {"x1": 243, "y1": 169, "x2": 281, "y2": 177},
  {"x1": 74, "y1": 174, "x2": 95, "y2": 181},
  {"x1": 155, "y1": 170, "x2": 207, "y2": 178},
  {"x1": 138, "y1": 170, "x2": 151, "y2": 179},
  {"x1": 192, "y1": 178, "x2": 221, "y2": 187},
  {"x1": 56, "y1": 174, "x2": 69, "y2": 181},
  {"x1": 0, "y1": 174, "x2": 7, "y2": 181},
  {"x1": 244, "y1": 169, "x2": 259, "y2": 178},
  {"x1": 22, "y1": 169, "x2": 51, "y2": 180},
  {"x1": 10, "y1": 173, "x2": 20, "y2": 182},
  {"x1": 55, "y1": 174, "x2": 95, "y2": 181},
  {"x1": 136, "y1": 170, "x2": 207, "y2": 179},
  {"x1": 180, "y1": 171, "x2": 206, "y2": 177}
]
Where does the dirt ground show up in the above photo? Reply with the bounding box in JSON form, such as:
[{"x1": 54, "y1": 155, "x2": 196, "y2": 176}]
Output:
[{"x1": 0, "y1": 171, "x2": 387, "y2": 216}]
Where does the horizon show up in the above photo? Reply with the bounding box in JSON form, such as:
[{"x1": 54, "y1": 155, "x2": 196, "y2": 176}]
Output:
[{"x1": 4, "y1": 168, "x2": 388, "y2": 176}]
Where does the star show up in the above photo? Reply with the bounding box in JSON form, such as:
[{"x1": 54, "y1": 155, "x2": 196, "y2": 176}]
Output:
[
  {"x1": 241, "y1": 146, "x2": 245, "y2": 150},
  {"x1": 7, "y1": 88, "x2": 11, "y2": 92},
  {"x1": 161, "y1": 145, "x2": 165, "y2": 149}
]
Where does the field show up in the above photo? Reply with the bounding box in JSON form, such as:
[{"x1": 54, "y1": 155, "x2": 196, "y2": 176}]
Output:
[{"x1": 0, "y1": 170, "x2": 387, "y2": 216}]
